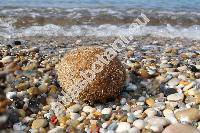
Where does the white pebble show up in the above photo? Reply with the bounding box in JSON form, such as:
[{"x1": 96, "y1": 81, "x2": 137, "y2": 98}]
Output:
[
  {"x1": 82, "y1": 105, "x2": 93, "y2": 113},
  {"x1": 116, "y1": 122, "x2": 131, "y2": 133},
  {"x1": 133, "y1": 119, "x2": 145, "y2": 129},
  {"x1": 102, "y1": 108, "x2": 112, "y2": 115},
  {"x1": 150, "y1": 124, "x2": 163, "y2": 132},
  {"x1": 129, "y1": 127, "x2": 140, "y2": 133}
]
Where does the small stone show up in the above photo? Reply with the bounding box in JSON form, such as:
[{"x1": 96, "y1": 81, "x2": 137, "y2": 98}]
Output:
[
  {"x1": 102, "y1": 122, "x2": 109, "y2": 129},
  {"x1": 150, "y1": 124, "x2": 163, "y2": 132},
  {"x1": 129, "y1": 127, "x2": 140, "y2": 133},
  {"x1": 48, "y1": 126, "x2": 64, "y2": 133},
  {"x1": 102, "y1": 108, "x2": 112, "y2": 115},
  {"x1": 145, "y1": 116, "x2": 169, "y2": 127},
  {"x1": 133, "y1": 119, "x2": 145, "y2": 129},
  {"x1": 127, "y1": 113, "x2": 136, "y2": 123},
  {"x1": 49, "y1": 85, "x2": 58, "y2": 94},
  {"x1": 31, "y1": 119, "x2": 48, "y2": 129},
  {"x1": 6, "y1": 91, "x2": 17, "y2": 100},
  {"x1": 175, "y1": 108, "x2": 200, "y2": 123},
  {"x1": 145, "y1": 98, "x2": 155, "y2": 107},
  {"x1": 68, "y1": 104, "x2": 82, "y2": 113},
  {"x1": 120, "y1": 98, "x2": 127, "y2": 105},
  {"x1": 82, "y1": 105, "x2": 93, "y2": 113},
  {"x1": 18, "y1": 109, "x2": 26, "y2": 118},
  {"x1": 13, "y1": 122, "x2": 26, "y2": 131},
  {"x1": 116, "y1": 122, "x2": 131, "y2": 133},
  {"x1": 1, "y1": 56, "x2": 13, "y2": 64},
  {"x1": 144, "y1": 108, "x2": 157, "y2": 117},
  {"x1": 27, "y1": 87, "x2": 40, "y2": 96},
  {"x1": 167, "y1": 93, "x2": 184, "y2": 102},
  {"x1": 162, "y1": 123, "x2": 199, "y2": 133},
  {"x1": 15, "y1": 82, "x2": 30, "y2": 91},
  {"x1": 167, "y1": 78, "x2": 180, "y2": 87},
  {"x1": 70, "y1": 112, "x2": 80, "y2": 120},
  {"x1": 107, "y1": 122, "x2": 118, "y2": 130},
  {"x1": 38, "y1": 83, "x2": 48, "y2": 94},
  {"x1": 183, "y1": 82, "x2": 194, "y2": 91}
]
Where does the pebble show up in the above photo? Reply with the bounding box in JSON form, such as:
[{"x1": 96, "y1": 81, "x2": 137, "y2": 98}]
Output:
[
  {"x1": 167, "y1": 93, "x2": 184, "y2": 102},
  {"x1": 116, "y1": 122, "x2": 131, "y2": 133},
  {"x1": 31, "y1": 119, "x2": 48, "y2": 129},
  {"x1": 167, "y1": 78, "x2": 180, "y2": 87},
  {"x1": 162, "y1": 123, "x2": 199, "y2": 133},
  {"x1": 48, "y1": 126, "x2": 64, "y2": 133},
  {"x1": 1, "y1": 56, "x2": 13, "y2": 64},
  {"x1": 150, "y1": 124, "x2": 164, "y2": 132},
  {"x1": 68, "y1": 104, "x2": 82, "y2": 113},
  {"x1": 70, "y1": 112, "x2": 80, "y2": 120},
  {"x1": 120, "y1": 98, "x2": 127, "y2": 105},
  {"x1": 102, "y1": 108, "x2": 112, "y2": 115},
  {"x1": 107, "y1": 122, "x2": 118, "y2": 130},
  {"x1": 27, "y1": 87, "x2": 40, "y2": 96},
  {"x1": 183, "y1": 82, "x2": 194, "y2": 91},
  {"x1": 82, "y1": 105, "x2": 93, "y2": 113},
  {"x1": 145, "y1": 116, "x2": 169, "y2": 127},
  {"x1": 145, "y1": 98, "x2": 155, "y2": 107},
  {"x1": 129, "y1": 127, "x2": 140, "y2": 133},
  {"x1": 175, "y1": 108, "x2": 200, "y2": 123},
  {"x1": 133, "y1": 119, "x2": 146, "y2": 129},
  {"x1": 144, "y1": 108, "x2": 157, "y2": 117},
  {"x1": 13, "y1": 122, "x2": 26, "y2": 131}
]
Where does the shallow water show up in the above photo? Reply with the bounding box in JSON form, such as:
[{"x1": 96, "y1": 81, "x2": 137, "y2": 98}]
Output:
[{"x1": 0, "y1": 0, "x2": 200, "y2": 39}]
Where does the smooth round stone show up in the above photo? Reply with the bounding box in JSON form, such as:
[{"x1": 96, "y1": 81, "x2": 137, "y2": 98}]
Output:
[
  {"x1": 145, "y1": 98, "x2": 155, "y2": 107},
  {"x1": 107, "y1": 122, "x2": 118, "y2": 130},
  {"x1": 144, "y1": 108, "x2": 157, "y2": 117},
  {"x1": 31, "y1": 119, "x2": 48, "y2": 129},
  {"x1": 145, "y1": 116, "x2": 169, "y2": 127},
  {"x1": 1, "y1": 56, "x2": 13, "y2": 64},
  {"x1": 82, "y1": 105, "x2": 93, "y2": 113},
  {"x1": 153, "y1": 102, "x2": 166, "y2": 110},
  {"x1": 102, "y1": 108, "x2": 112, "y2": 115},
  {"x1": 48, "y1": 126, "x2": 64, "y2": 133},
  {"x1": 133, "y1": 119, "x2": 146, "y2": 129},
  {"x1": 13, "y1": 122, "x2": 26, "y2": 131},
  {"x1": 6, "y1": 91, "x2": 17, "y2": 100},
  {"x1": 167, "y1": 93, "x2": 184, "y2": 102},
  {"x1": 126, "y1": 83, "x2": 137, "y2": 91},
  {"x1": 127, "y1": 113, "x2": 136, "y2": 123},
  {"x1": 175, "y1": 108, "x2": 200, "y2": 123},
  {"x1": 162, "y1": 123, "x2": 199, "y2": 133},
  {"x1": 70, "y1": 112, "x2": 80, "y2": 120},
  {"x1": 38, "y1": 83, "x2": 48, "y2": 94},
  {"x1": 116, "y1": 122, "x2": 131, "y2": 133},
  {"x1": 121, "y1": 105, "x2": 131, "y2": 112},
  {"x1": 27, "y1": 87, "x2": 40, "y2": 96},
  {"x1": 150, "y1": 124, "x2": 163, "y2": 132},
  {"x1": 120, "y1": 98, "x2": 127, "y2": 105},
  {"x1": 102, "y1": 122, "x2": 109, "y2": 129},
  {"x1": 183, "y1": 82, "x2": 194, "y2": 91},
  {"x1": 129, "y1": 127, "x2": 140, "y2": 133},
  {"x1": 167, "y1": 78, "x2": 180, "y2": 87},
  {"x1": 68, "y1": 104, "x2": 82, "y2": 113}
]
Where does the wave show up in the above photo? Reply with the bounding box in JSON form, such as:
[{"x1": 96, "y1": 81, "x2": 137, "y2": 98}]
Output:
[
  {"x1": 0, "y1": 7, "x2": 200, "y2": 27},
  {"x1": 1, "y1": 22, "x2": 200, "y2": 40}
]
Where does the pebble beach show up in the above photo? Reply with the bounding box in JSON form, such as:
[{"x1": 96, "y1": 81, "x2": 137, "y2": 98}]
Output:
[{"x1": 0, "y1": 36, "x2": 200, "y2": 132}]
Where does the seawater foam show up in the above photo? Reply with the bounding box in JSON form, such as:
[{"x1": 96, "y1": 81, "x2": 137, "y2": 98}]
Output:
[{"x1": 0, "y1": 23, "x2": 200, "y2": 40}]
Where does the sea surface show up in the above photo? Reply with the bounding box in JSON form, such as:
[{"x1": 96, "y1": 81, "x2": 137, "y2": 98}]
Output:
[{"x1": 0, "y1": 0, "x2": 200, "y2": 39}]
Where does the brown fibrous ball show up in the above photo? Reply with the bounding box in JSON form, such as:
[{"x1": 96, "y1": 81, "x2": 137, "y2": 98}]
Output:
[{"x1": 56, "y1": 46, "x2": 126, "y2": 103}]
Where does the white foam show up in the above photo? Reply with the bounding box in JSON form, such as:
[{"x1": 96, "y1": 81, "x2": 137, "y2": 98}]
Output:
[{"x1": 0, "y1": 23, "x2": 200, "y2": 40}]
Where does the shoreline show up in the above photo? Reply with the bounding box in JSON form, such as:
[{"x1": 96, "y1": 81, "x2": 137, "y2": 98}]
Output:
[{"x1": 0, "y1": 35, "x2": 200, "y2": 132}]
